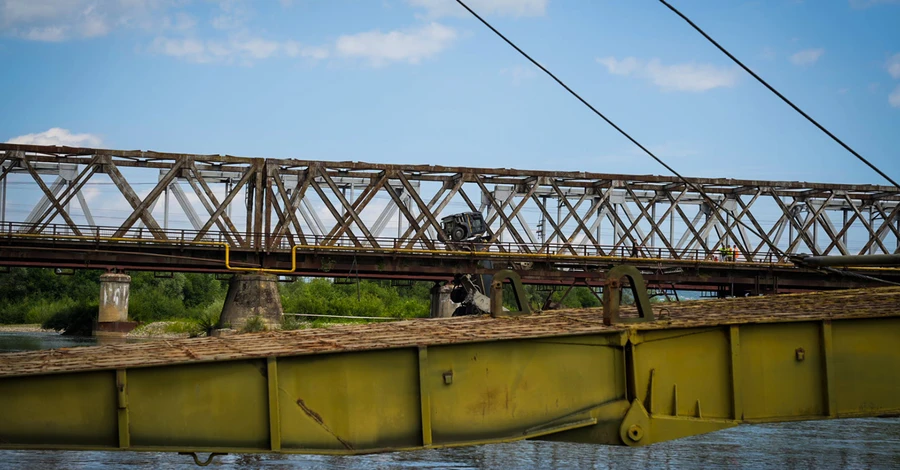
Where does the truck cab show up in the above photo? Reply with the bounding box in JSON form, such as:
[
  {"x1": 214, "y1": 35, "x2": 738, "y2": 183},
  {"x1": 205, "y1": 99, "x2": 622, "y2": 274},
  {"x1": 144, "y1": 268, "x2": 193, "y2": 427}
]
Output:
[{"x1": 441, "y1": 211, "x2": 487, "y2": 241}]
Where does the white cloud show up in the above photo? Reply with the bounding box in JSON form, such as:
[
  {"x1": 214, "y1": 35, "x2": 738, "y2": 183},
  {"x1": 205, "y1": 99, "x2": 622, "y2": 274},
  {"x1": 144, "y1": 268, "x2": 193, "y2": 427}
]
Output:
[
  {"x1": 231, "y1": 37, "x2": 280, "y2": 59},
  {"x1": 0, "y1": 0, "x2": 177, "y2": 41},
  {"x1": 596, "y1": 57, "x2": 738, "y2": 92},
  {"x1": 6, "y1": 128, "x2": 102, "y2": 147},
  {"x1": 336, "y1": 22, "x2": 457, "y2": 66},
  {"x1": 150, "y1": 36, "x2": 328, "y2": 65},
  {"x1": 162, "y1": 12, "x2": 196, "y2": 32},
  {"x1": 284, "y1": 41, "x2": 329, "y2": 60},
  {"x1": 408, "y1": 0, "x2": 547, "y2": 18},
  {"x1": 890, "y1": 85, "x2": 900, "y2": 108},
  {"x1": 790, "y1": 48, "x2": 824, "y2": 66},
  {"x1": 887, "y1": 53, "x2": 900, "y2": 79},
  {"x1": 21, "y1": 25, "x2": 66, "y2": 42}
]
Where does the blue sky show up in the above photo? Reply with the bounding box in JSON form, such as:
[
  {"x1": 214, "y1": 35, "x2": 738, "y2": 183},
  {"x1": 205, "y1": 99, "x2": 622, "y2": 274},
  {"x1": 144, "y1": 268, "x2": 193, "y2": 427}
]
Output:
[{"x1": 1, "y1": 0, "x2": 898, "y2": 186}]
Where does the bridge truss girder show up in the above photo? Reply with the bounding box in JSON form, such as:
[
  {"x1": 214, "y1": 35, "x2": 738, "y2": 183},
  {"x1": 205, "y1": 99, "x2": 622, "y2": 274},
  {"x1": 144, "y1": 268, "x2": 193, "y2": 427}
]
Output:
[{"x1": 1, "y1": 144, "x2": 898, "y2": 265}]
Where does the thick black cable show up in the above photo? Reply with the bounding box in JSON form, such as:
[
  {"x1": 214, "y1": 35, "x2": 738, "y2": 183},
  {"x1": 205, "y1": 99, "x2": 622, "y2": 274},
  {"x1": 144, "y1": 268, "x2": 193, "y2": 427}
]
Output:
[
  {"x1": 659, "y1": 0, "x2": 899, "y2": 189},
  {"x1": 820, "y1": 267, "x2": 900, "y2": 287},
  {"x1": 454, "y1": 0, "x2": 787, "y2": 258}
]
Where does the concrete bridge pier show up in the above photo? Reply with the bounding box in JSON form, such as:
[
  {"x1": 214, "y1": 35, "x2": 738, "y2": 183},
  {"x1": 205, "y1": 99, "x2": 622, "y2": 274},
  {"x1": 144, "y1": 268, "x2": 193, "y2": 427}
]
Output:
[
  {"x1": 217, "y1": 273, "x2": 284, "y2": 331},
  {"x1": 430, "y1": 283, "x2": 457, "y2": 318},
  {"x1": 95, "y1": 273, "x2": 137, "y2": 342}
]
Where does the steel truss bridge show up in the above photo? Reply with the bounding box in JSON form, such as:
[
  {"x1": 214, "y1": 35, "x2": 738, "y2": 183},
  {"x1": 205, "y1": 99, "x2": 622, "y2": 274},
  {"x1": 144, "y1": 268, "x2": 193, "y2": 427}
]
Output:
[{"x1": 1, "y1": 143, "x2": 898, "y2": 293}]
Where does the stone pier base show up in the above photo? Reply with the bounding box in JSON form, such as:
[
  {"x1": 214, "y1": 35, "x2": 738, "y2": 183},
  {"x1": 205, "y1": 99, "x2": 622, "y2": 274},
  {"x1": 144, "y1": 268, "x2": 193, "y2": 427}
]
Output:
[
  {"x1": 95, "y1": 272, "x2": 137, "y2": 342},
  {"x1": 429, "y1": 283, "x2": 457, "y2": 318},
  {"x1": 217, "y1": 273, "x2": 284, "y2": 331}
]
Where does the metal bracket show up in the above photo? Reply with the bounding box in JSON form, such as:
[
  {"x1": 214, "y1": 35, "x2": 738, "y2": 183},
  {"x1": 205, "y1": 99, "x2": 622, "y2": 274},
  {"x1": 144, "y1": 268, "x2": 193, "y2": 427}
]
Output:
[
  {"x1": 603, "y1": 265, "x2": 654, "y2": 325},
  {"x1": 490, "y1": 269, "x2": 532, "y2": 317}
]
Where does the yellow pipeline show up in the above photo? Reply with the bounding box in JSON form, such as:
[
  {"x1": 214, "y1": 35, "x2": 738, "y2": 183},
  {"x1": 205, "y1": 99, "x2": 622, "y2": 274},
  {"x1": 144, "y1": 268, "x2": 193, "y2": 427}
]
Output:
[{"x1": 2, "y1": 231, "x2": 897, "y2": 275}]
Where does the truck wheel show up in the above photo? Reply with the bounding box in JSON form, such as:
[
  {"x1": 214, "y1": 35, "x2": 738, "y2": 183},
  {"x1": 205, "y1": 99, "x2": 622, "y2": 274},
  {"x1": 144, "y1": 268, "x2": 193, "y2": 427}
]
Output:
[
  {"x1": 451, "y1": 226, "x2": 466, "y2": 241},
  {"x1": 450, "y1": 286, "x2": 468, "y2": 303}
]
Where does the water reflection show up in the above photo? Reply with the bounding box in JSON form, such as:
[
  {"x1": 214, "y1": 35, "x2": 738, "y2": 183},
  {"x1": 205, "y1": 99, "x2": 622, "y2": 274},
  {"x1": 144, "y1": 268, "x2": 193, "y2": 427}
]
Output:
[
  {"x1": 1, "y1": 418, "x2": 898, "y2": 469},
  {"x1": 0, "y1": 331, "x2": 96, "y2": 353}
]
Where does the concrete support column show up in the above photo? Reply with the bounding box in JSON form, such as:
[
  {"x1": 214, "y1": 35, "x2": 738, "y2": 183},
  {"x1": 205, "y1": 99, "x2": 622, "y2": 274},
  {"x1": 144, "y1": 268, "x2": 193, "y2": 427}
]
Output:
[
  {"x1": 429, "y1": 283, "x2": 456, "y2": 318},
  {"x1": 96, "y1": 273, "x2": 136, "y2": 340},
  {"x1": 217, "y1": 273, "x2": 284, "y2": 331}
]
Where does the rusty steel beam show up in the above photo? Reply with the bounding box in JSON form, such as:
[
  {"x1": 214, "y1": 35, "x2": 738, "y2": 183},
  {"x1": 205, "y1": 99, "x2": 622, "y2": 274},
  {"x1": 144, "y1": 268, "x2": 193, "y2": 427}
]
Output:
[{"x1": 1, "y1": 144, "x2": 899, "y2": 273}]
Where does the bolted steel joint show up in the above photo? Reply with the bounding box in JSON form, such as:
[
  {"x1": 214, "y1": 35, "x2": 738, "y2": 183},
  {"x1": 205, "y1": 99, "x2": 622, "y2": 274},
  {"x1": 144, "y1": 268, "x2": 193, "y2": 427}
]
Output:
[{"x1": 627, "y1": 424, "x2": 644, "y2": 442}]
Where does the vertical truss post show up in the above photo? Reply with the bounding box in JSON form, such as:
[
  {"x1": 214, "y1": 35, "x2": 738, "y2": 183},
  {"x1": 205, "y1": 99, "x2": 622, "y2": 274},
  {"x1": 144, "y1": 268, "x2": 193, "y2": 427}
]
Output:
[
  {"x1": 0, "y1": 174, "x2": 5, "y2": 223},
  {"x1": 164, "y1": 184, "x2": 170, "y2": 230},
  {"x1": 254, "y1": 159, "x2": 265, "y2": 250}
]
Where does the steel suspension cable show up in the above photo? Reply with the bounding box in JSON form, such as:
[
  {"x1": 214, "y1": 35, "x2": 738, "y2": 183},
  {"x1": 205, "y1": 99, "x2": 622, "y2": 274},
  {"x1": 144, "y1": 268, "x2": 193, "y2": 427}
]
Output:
[
  {"x1": 658, "y1": 0, "x2": 899, "y2": 189},
  {"x1": 454, "y1": 0, "x2": 788, "y2": 259}
]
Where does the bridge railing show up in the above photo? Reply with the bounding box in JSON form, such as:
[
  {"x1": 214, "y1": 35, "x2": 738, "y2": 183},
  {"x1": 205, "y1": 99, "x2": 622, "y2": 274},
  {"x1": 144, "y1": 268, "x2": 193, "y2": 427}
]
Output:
[{"x1": 0, "y1": 221, "x2": 787, "y2": 265}]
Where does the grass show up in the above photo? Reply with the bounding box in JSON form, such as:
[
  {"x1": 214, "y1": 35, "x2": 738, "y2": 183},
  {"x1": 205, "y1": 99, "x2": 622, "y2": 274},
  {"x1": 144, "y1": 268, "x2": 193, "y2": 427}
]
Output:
[{"x1": 241, "y1": 315, "x2": 267, "y2": 333}]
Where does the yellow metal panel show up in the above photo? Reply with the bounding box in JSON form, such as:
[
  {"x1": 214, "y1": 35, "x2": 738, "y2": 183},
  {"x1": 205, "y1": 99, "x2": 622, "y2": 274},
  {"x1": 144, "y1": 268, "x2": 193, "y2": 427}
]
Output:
[
  {"x1": 740, "y1": 322, "x2": 824, "y2": 420},
  {"x1": 0, "y1": 371, "x2": 117, "y2": 446},
  {"x1": 427, "y1": 335, "x2": 624, "y2": 444},
  {"x1": 276, "y1": 349, "x2": 422, "y2": 451},
  {"x1": 127, "y1": 360, "x2": 269, "y2": 448},
  {"x1": 634, "y1": 328, "x2": 733, "y2": 419},
  {"x1": 832, "y1": 318, "x2": 900, "y2": 416}
]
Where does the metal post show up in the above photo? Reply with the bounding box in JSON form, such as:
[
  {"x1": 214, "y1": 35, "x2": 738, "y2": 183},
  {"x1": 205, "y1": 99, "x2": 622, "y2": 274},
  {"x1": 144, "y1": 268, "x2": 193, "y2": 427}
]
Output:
[
  {"x1": 650, "y1": 202, "x2": 657, "y2": 248},
  {"x1": 65, "y1": 180, "x2": 71, "y2": 233},
  {"x1": 226, "y1": 180, "x2": 233, "y2": 220},
  {"x1": 788, "y1": 207, "x2": 794, "y2": 254},
  {"x1": 397, "y1": 194, "x2": 402, "y2": 241},
  {"x1": 0, "y1": 175, "x2": 6, "y2": 223},
  {"x1": 813, "y1": 218, "x2": 818, "y2": 253},
  {"x1": 164, "y1": 184, "x2": 170, "y2": 230},
  {"x1": 669, "y1": 204, "x2": 675, "y2": 249},
  {"x1": 843, "y1": 209, "x2": 848, "y2": 248},
  {"x1": 869, "y1": 205, "x2": 875, "y2": 255},
  {"x1": 541, "y1": 196, "x2": 549, "y2": 244},
  {"x1": 704, "y1": 208, "x2": 710, "y2": 252}
]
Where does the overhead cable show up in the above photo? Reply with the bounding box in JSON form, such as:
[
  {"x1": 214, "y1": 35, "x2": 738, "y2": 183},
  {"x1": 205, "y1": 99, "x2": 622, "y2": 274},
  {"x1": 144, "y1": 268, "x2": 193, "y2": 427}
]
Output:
[
  {"x1": 658, "y1": 0, "x2": 899, "y2": 189},
  {"x1": 453, "y1": 0, "x2": 786, "y2": 258}
]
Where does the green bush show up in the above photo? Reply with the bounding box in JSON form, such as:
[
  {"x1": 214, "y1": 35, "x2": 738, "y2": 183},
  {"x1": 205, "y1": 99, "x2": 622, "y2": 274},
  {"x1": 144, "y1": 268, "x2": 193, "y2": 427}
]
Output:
[
  {"x1": 2, "y1": 268, "x2": 436, "y2": 328},
  {"x1": 0, "y1": 302, "x2": 26, "y2": 324},
  {"x1": 129, "y1": 288, "x2": 187, "y2": 322},
  {"x1": 25, "y1": 298, "x2": 78, "y2": 324},
  {"x1": 193, "y1": 299, "x2": 224, "y2": 335},
  {"x1": 280, "y1": 314, "x2": 304, "y2": 330},
  {"x1": 42, "y1": 302, "x2": 98, "y2": 336},
  {"x1": 241, "y1": 315, "x2": 266, "y2": 333},
  {"x1": 164, "y1": 320, "x2": 204, "y2": 337}
]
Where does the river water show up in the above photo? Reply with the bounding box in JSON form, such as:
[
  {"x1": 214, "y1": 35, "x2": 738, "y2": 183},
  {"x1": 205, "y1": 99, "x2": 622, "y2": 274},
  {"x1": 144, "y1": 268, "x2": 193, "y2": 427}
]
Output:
[{"x1": 1, "y1": 332, "x2": 899, "y2": 469}]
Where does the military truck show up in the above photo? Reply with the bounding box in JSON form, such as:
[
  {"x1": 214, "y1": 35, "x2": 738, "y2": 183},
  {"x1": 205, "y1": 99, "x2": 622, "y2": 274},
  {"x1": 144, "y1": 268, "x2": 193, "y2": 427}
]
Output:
[{"x1": 441, "y1": 211, "x2": 487, "y2": 242}]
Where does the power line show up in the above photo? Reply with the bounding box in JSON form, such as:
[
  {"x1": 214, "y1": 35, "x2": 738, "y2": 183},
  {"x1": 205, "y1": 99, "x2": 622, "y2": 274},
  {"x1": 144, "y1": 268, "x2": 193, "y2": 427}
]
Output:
[
  {"x1": 658, "y1": 0, "x2": 899, "y2": 189},
  {"x1": 453, "y1": 0, "x2": 787, "y2": 259},
  {"x1": 455, "y1": 0, "x2": 900, "y2": 286}
]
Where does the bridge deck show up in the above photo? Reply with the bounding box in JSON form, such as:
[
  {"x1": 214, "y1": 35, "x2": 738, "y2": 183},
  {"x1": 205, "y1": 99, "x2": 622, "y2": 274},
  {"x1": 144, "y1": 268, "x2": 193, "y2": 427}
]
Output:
[
  {"x1": 2, "y1": 287, "x2": 898, "y2": 459},
  {"x1": 2, "y1": 286, "x2": 898, "y2": 378}
]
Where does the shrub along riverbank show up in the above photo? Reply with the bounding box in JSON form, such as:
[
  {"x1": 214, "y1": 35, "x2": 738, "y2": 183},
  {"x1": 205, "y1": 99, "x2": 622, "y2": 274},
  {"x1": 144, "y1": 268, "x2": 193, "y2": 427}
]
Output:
[{"x1": 0, "y1": 268, "x2": 605, "y2": 336}]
